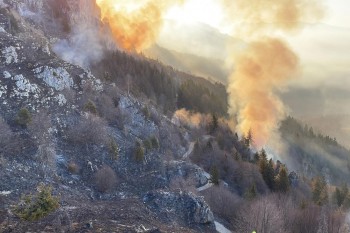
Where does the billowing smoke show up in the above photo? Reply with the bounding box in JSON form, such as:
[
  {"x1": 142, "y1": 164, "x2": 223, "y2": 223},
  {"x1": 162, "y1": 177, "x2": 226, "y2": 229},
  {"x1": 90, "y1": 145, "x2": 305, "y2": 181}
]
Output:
[
  {"x1": 225, "y1": 0, "x2": 324, "y2": 147},
  {"x1": 95, "y1": 0, "x2": 183, "y2": 52},
  {"x1": 52, "y1": 0, "x2": 110, "y2": 68},
  {"x1": 172, "y1": 108, "x2": 206, "y2": 129},
  {"x1": 53, "y1": 25, "x2": 105, "y2": 68},
  {"x1": 228, "y1": 38, "x2": 298, "y2": 146}
]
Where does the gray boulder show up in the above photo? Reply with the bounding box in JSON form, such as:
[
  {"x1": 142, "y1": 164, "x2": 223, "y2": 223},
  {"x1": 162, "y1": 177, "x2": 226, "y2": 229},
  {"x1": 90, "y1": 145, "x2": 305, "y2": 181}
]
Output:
[{"x1": 144, "y1": 190, "x2": 214, "y2": 225}]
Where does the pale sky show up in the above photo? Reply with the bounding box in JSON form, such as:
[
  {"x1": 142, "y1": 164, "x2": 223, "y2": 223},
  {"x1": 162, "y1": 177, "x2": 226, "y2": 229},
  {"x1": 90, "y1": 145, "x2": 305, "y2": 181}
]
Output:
[
  {"x1": 161, "y1": 0, "x2": 350, "y2": 117},
  {"x1": 165, "y1": 0, "x2": 350, "y2": 30}
]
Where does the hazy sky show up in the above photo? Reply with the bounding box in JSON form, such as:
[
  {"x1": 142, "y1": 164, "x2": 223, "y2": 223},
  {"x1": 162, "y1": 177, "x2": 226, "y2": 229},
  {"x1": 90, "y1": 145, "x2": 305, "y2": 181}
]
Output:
[
  {"x1": 160, "y1": 0, "x2": 350, "y2": 117},
  {"x1": 165, "y1": 0, "x2": 350, "y2": 30}
]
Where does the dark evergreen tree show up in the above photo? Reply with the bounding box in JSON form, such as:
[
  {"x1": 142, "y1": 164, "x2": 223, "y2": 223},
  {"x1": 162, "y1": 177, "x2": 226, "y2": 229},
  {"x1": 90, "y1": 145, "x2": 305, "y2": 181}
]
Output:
[
  {"x1": 210, "y1": 165, "x2": 219, "y2": 185},
  {"x1": 312, "y1": 176, "x2": 328, "y2": 206},
  {"x1": 275, "y1": 166, "x2": 290, "y2": 193}
]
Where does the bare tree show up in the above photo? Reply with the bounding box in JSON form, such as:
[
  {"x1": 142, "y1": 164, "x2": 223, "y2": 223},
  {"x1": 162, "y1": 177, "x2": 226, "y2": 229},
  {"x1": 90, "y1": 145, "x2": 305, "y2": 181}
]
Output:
[
  {"x1": 28, "y1": 110, "x2": 52, "y2": 145},
  {"x1": 233, "y1": 195, "x2": 287, "y2": 233},
  {"x1": 36, "y1": 144, "x2": 56, "y2": 178},
  {"x1": 169, "y1": 176, "x2": 197, "y2": 194},
  {"x1": 0, "y1": 117, "x2": 13, "y2": 151},
  {"x1": 0, "y1": 117, "x2": 20, "y2": 156},
  {"x1": 93, "y1": 165, "x2": 118, "y2": 193},
  {"x1": 203, "y1": 185, "x2": 241, "y2": 222},
  {"x1": 67, "y1": 114, "x2": 109, "y2": 146}
]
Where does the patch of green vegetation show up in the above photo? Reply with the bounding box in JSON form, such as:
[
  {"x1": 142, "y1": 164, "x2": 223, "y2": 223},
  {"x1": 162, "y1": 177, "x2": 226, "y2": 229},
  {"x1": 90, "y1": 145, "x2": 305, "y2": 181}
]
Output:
[
  {"x1": 15, "y1": 108, "x2": 32, "y2": 127},
  {"x1": 14, "y1": 185, "x2": 59, "y2": 221}
]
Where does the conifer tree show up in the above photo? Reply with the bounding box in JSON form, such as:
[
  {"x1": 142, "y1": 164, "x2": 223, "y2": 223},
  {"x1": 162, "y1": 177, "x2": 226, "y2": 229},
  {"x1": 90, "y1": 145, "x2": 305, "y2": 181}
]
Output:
[{"x1": 275, "y1": 166, "x2": 290, "y2": 192}]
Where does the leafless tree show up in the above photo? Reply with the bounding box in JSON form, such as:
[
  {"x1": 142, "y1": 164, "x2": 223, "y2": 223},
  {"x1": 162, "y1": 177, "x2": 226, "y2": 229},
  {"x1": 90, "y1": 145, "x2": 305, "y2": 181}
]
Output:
[
  {"x1": 233, "y1": 195, "x2": 287, "y2": 233},
  {"x1": 291, "y1": 204, "x2": 320, "y2": 233},
  {"x1": 36, "y1": 144, "x2": 56, "y2": 178},
  {"x1": 203, "y1": 185, "x2": 241, "y2": 222},
  {"x1": 28, "y1": 110, "x2": 52, "y2": 145},
  {"x1": 170, "y1": 176, "x2": 197, "y2": 194},
  {"x1": 94, "y1": 165, "x2": 118, "y2": 193},
  {"x1": 67, "y1": 114, "x2": 109, "y2": 146},
  {"x1": 326, "y1": 208, "x2": 345, "y2": 233},
  {"x1": 0, "y1": 117, "x2": 20, "y2": 156}
]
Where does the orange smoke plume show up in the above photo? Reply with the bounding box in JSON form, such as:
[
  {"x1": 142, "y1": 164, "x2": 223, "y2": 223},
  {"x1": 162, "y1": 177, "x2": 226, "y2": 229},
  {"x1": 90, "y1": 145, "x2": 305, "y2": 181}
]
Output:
[
  {"x1": 228, "y1": 38, "x2": 298, "y2": 146},
  {"x1": 96, "y1": 0, "x2": 183, "y2": 52},
  {"x1": 226, "y1": 0, "x2": 324, "y2": 147},
  {"x1": 173, "y1": 109, "x2": 205, "y2": 129}
]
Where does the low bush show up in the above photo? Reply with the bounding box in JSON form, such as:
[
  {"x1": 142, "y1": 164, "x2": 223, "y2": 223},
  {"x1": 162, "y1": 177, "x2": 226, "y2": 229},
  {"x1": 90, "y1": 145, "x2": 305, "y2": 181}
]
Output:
[
  {"x1": 14, "y1": 184, "x2": 59, "y2": 221},
  {"x1": 67, "y1": 162, "x2": 79, "y2": 174},
  {"x1": 93, "y1": 165, "x2": 118, "y2": 193},
  {"x1": 15, "y1": 108, "x2": 32, "y2": 127},
  {"x1": 134, "y1": 142, "x2": 145, "y2": 162}
]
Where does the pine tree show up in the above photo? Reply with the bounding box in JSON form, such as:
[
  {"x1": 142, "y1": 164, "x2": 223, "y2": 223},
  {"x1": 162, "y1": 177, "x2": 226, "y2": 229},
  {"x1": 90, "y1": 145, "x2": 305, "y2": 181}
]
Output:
[
  {"x1": 245, "y1": 183, "x2": 257, "y2": 200},
  {"x1": 275, "y1": 166, "x2": 290, "y2": 193},
  {"x1": 266, "y1": 159, "x2": 275, "y2": 190},
  {"x1": 210, "y1": 165, "x2": 219, "y2": 185},
  {"x1": 258, "y1": 150, "x2": 275, "y2": 191},
  {"x1": 244, "y1": 129, "x2": 253, "y2": 148},
  {"x1": 334, "y1": 187, "x2": 343, "y2": 207},
  {"x1": 209, "y1": 113, "x2": 218, "y2": 134},
  {"x1": 312, "y1": 176, "x2": 328, "y2": 206},
  {"x1": 333, "y1": 184, "x2": 349, "y2": 207}
]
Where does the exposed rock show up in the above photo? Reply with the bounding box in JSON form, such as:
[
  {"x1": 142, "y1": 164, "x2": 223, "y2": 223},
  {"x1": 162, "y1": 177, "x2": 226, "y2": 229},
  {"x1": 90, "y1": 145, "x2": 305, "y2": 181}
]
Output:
[
  {"x1": 34, "y1": 66, "x2": 73, "y2": 91},
  {"x1": 12, "y1": 74, "x2": 40, "y2": 97},
  {"x1": 2, "y1": 46, "x2": 18, "y2": 64},
  {"x1": 56, "y1": 94, "x2": 67, "y2": 106},
  {"x1": 3, "y1": 71, "x2": 11, "y2": 79},
  {"x1": 144, "y1": 190, "x2": 214, "y2": 225}
]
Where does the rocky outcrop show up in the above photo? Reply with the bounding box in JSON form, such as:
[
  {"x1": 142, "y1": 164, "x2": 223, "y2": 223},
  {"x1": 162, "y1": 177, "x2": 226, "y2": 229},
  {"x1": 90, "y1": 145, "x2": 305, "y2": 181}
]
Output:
[
  {"x1": 144, "y1": 190, "x2": 214, "y2": 225},
  {"x1": 34, "y1": 66, "x2": 73, "y2": 91}
]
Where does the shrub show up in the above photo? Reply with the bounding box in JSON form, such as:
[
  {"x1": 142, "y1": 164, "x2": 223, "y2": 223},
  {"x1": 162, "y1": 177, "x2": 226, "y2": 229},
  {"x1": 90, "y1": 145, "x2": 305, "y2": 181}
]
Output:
[
  {"x1": 14, "y1": 184, "x2": 59, "y2": 221},
  {"x1": 84, "y1": 100, "x2": 98, "y2": 115},
  {"x1": 67, "y1": 114, "x2": 108, "y2": 146},
  {"x1": 67, "y1": 162, "x2": 79, "y2": 174},
  {"x1": 134, "y1": 142, "x2": 145, "y2": 162},
  {"x1": 109, "y1": 139, "x2": 119, "y2": 160},
  {"x1": 0, "y1": 117, "x2": 13, "y2": 150},
  {"x1": 36, "y1": 144, "x2": 56, "y2": 177},
  {"x1": 143, "y1": 139, "x2": 152, "y2": 152},
  {"x1": 142, "y1": 106, "x2": 150, "y2": 119},
  {"x1": 28, "y1": 110, "x2": 52, "y2": 145},
  {"x1": 15, "y1": 108, "x2": 32, "y2": 127},
  {"x1": 93, "y1": 165, "x2": 118, "y2": 193},
  {"x1": 150, "y1": 136, "x2": 159, "y2": 149}
]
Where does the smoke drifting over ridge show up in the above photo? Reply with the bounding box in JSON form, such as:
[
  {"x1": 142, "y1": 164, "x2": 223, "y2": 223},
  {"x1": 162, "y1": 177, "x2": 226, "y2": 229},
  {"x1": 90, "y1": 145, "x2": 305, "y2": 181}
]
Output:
[
  {"x1": 95, "y1": 0, "x2": 184, "y2": 52},
  {"x1": 52, "y1": 0, "x2": 111, "y2": 68},
  {"x1": 50, "y1": 0, "x2": 324, "y2": 148},
  {"x1": 225, "y1": 0, "x2": 324, "y2": 147}
]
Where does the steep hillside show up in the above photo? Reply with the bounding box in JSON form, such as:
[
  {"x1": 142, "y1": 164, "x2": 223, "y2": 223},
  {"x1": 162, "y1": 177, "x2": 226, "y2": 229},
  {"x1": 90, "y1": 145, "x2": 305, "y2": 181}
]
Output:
[
  {"x1": 1, "y1": 1, "x2": 350, "y2": 232},
  {"x1": 0, "y1": 3, "x2": 217, "y2": 232},
  {"x1": 280, "y1": 116, "x2": 350, "y2": 185}
]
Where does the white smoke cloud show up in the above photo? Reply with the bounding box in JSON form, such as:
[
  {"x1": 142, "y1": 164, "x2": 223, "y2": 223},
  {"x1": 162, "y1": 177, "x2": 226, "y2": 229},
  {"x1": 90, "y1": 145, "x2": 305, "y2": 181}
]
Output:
[{"x1": 53, "y1": 25, "x2": 105, "y2": 68}]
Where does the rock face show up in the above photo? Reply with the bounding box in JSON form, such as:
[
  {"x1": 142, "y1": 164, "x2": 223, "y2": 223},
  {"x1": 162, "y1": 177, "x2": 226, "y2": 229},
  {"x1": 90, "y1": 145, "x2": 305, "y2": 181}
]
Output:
[{"x1": 144, "y1": 191, "x2": 214, "y2": 225}]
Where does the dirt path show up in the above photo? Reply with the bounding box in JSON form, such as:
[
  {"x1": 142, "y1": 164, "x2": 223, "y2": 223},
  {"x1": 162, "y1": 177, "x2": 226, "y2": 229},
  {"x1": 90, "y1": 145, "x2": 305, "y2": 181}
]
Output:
[
  {"x1": 214, "y1": 221, "x2": 232, "y2": 233},
  {"x1": 182, "y1": 142, "x2": 195, "y2": 159},
  {"x1": 182, "y1": 141, "x2": 232, "y2": 233}
]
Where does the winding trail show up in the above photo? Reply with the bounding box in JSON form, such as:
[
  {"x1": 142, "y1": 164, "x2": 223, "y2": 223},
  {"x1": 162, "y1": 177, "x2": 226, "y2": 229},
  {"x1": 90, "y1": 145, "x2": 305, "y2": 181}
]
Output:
[
  {"x1": 182, "y1": 142, "x2": 195, "y2": 159},
  {"x1": 182, "y1": 141, "x2": 232, "y2": 233}
]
